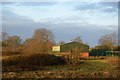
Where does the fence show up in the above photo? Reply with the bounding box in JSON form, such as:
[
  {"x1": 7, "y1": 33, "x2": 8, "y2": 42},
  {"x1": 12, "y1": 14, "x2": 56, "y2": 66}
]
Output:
[{"x1": 89, "y1": 49, "x2": 120, "y2": 57}]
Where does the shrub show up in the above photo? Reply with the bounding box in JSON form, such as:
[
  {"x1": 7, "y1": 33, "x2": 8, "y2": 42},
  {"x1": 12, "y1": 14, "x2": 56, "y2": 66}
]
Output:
[
  {"x1": 23, "y1": 53, "x2": 66, "y2": 66},
  {"x1": 2, "y1": 53, "x2": 67, "y2": 71},
  {"x1": 2, "y1": 47, "x2": 23, "y2": 56},
  {"x1": 2, "y1": 55, "x2": 23, "y2": 67}
]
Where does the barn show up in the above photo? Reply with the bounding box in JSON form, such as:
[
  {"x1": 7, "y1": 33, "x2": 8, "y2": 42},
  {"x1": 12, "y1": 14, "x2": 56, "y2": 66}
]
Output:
[{"x1": 52, "y1": 42, "x2": 89, "y2": 58}]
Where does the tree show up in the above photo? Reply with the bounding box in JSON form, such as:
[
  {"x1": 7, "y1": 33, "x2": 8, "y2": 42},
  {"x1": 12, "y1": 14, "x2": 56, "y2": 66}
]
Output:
[
  {"x1": 24, "y1": 28, "x2": 55, "y2": 54},
  {"x1": 6, "y1": 36, "x2": 22, "y2": 47},
  {"x1": 33, "y1": 28, "x2": 55, "y2": 53},
  {"x1": 33, "y1": 28, "x2": 54, "y2": 43},
  {"x1": 1, "y1": 32, "x2": 9, "y2": 41},
  {"x1": 2, "y1": 34, "x2": 23, "y2": 55},
  {"x1": 1, "y1": 32, "x2": 9, "y2": 47},
  {"x1": 24, "y1": 38, "x2": 37, "y2": 54},
  {"x1": 58, "y1": 41, "x2": 65, "y2": 45},
  {"x1": 71, "y1": 36, "x2": 83, "y2": 43},
  {"x1": 98, "y1": 32, "x2": 117, "y2": 50}
]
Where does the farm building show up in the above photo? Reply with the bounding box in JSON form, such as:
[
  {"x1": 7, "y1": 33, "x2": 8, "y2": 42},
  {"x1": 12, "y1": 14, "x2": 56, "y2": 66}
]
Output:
[{"x1": 52, "y1": 42, "x2": 89, "y2": 58}]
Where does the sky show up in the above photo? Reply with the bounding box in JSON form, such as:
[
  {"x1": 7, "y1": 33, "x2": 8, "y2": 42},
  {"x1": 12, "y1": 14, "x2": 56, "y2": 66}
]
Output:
[{"x1": 1, "y1": 2, "x2": 118, "y2": 47}]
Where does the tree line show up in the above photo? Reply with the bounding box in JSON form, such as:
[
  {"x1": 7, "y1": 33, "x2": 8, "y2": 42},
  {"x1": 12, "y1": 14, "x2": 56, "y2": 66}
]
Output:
[
  {"x1": 1, "y1": 28, "x2": 55, "y2": 55},
  {"x1": 1, "y1": 28, "x2": 119, "y2": 55}
]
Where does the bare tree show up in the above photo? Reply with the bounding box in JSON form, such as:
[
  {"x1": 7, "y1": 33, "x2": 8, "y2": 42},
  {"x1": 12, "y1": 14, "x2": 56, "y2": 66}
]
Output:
[
  {"x1": 58, "y1": 41, "x2": 65, "y2": 45},
  {"x1": 2, "y1": 34, "x2": 22, "y2": 55},
  {"x1": 1, "y1": 32, "x2": 9, "y2": 47},
  {"x1": 24, "y1": 28, "x2": 55, "y2": 54},
  {"x1": 98, "y1": 32, "x2": 118, "y2": 50},
  {"x1": 72, "y1": 36, "x2": 83, "y2": 43},
  {"x1": 2, "y1": 32, "x2": 9, "y2": 41},
  {"x1": 1, "y1": 32, "x2": 21, "y2": 47},
  {"x1": 33, "y1": 28, "x2": 54, "y2": 43},
  {"x1": 24, "y1": 38, "x2": 37, "y2": 54},
  {"x1": 6, "y1": 36, "x2": 21, "y2": 47}
]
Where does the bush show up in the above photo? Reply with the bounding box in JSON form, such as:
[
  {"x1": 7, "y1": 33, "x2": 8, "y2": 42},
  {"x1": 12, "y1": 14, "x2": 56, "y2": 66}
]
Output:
[
  {"x1": 23, "y1": 53, "x2": 66, "y2": 66},
  {"x1": 2, "y1": 53, "x2": 67, "y2": 71},
  {"x1": 2, "y1": 47, "x2": 23, "y2": 56},
  {"x1": 2, "y1": 55, "x2": 23, "y2": 66}
]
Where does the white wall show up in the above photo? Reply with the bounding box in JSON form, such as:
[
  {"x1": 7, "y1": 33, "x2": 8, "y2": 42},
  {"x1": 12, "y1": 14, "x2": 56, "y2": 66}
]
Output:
[{"x1": 52, "y1": 46, "x2": 60, "y2": 51}]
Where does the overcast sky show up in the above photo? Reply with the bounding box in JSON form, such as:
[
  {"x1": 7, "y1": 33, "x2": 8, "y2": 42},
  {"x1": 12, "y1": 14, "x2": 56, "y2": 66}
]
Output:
[{"x1": 1, "y1": 2, "x2": 118, "y2": 47}]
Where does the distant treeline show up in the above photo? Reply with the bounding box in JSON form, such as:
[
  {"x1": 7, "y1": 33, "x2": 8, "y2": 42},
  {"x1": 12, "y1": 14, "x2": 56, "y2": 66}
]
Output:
[
  {"x1": 2, "y1": 28, "x2": 55, "y2": 55},
  {"x1": 1, "y1": 28, "x2": 119, "y2": 55}
]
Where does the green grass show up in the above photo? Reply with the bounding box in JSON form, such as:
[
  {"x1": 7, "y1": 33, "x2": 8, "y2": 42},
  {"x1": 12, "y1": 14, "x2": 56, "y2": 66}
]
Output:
[
  {"x1": 78, "y1": 60, "x2": 110, "y2": 72},
  {"x1": 43, "y1": 60, "x2": 111, "y2": 72}
]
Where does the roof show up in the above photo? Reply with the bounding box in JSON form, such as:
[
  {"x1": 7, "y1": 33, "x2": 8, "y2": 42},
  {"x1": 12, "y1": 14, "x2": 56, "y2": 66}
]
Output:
[{"x1": 60, "y1": 42, "x2": 89, "y2": 47}]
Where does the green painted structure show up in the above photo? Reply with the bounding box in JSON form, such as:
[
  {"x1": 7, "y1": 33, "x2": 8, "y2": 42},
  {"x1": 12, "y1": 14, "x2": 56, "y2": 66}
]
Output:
[
  {"x1": 90, "y1": 49, "x2": 120, "y2": 57},
  {"x1": 59, "y1": 42, "x2": 89, "y2": 53}
]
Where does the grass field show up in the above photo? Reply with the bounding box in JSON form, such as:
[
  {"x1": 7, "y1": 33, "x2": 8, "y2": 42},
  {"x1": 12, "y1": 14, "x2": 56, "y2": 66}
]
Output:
[{"x1": 2, "y1": 56, "x2": 119, "y2": 78}]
